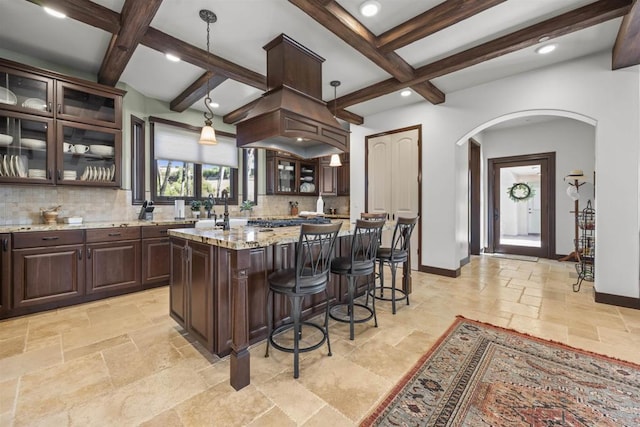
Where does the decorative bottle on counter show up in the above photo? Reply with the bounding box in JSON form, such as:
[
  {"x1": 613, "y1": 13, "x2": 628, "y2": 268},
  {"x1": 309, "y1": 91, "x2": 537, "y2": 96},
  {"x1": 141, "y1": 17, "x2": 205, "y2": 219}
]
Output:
[{"x1": 316, "y1": 193, "x2": 324, "y2": 214}]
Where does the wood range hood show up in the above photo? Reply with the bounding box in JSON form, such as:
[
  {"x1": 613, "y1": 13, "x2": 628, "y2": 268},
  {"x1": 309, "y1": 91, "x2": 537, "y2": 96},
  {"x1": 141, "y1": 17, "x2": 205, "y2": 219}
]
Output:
[{"x1": 235, "y1": 34, "x2": 349, "y2": 159}]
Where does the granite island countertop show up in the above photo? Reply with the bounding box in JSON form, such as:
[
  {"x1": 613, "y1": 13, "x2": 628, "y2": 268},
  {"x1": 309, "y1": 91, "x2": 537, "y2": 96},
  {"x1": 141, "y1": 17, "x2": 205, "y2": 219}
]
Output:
[{"x1": 168, "y1": 219, "x2": 373, "y2": 250}]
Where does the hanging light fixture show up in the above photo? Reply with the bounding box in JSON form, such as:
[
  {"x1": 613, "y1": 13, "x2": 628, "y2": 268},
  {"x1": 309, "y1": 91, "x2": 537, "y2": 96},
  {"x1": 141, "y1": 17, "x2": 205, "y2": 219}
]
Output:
[
  {"x1": 199, "y1": 9, "x2": 218, "y2": 145},
  {"x1": 329, "y1": 80, "x2": 342, "y2": 167}
]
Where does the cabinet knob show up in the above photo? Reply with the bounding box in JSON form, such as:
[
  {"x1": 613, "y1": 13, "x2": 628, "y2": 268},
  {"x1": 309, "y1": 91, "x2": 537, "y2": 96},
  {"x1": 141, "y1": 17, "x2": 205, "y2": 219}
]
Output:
[
  {"x1": 57, "y1": 104, "x2": 62, "y2": 114},
  {"x1": 47, "y1": 102, "x2": 53, "y2": 113},
  {"x1": 78, "y1": 249, "x2": 83, "y2": 260},
  {"x1": 2, "y1": 239, "x2": 8, "y2": 252},
  {"x1": 87, "y1": 248, "x2": 92, "y2": 259}
]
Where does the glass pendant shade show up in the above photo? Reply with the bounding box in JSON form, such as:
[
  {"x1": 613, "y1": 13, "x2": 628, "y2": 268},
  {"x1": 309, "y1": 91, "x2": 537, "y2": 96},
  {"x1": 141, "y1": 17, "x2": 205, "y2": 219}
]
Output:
[
  {"x1": 199, "y1": 123, "x2": 217, "y2": 145},
  {"x1": 329, "y1": 154, "x2": 342, "y2": 167}
]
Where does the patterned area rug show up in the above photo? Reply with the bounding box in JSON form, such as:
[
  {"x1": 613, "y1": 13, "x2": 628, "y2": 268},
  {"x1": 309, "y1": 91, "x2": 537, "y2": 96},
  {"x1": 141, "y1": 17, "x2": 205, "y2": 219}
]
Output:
[{"x1": 361, "y1": 317, "x2": 640, "y2": 426}]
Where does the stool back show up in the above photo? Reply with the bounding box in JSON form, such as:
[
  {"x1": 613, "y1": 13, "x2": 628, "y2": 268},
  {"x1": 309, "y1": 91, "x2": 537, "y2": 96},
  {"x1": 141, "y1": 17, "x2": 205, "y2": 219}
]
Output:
[
  {"x1": 389, "y1": 216, "x2": 418, "y2": 258},
  {"x1": 361, "y1": 212, "x2": 387, "y2": 221},
  {"x1": 296, "y1": 222, "x2": 342, "y2": 292},
  {"x1": 349, "y1": 219, "x2": 385, "y2": 275}
]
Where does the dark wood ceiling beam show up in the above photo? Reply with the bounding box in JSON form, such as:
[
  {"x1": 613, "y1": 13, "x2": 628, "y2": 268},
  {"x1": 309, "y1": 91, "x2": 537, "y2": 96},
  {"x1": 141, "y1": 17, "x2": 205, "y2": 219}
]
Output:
[
  {"x1": 335, "y1": 0, "x2": 632, "y2": 109},
  {"x1": 98, "y1": 0, "x2": 163, "y2": 86},
  {"x1": 377, "y1": 0, "x2": 507, "y2": 53},
  {"x1": 612, "y1": 0, "x2": 640, "y2": 69},
  {"x1": 26, "y1": 0, "x2": 120, "y2": 33},
  {"x1": 336, "y1": 108, "x2": 363, "y2": 125},
  {"x1": 141, "y1": 28, "x2": 267, "y2": 91},
  {"x1": 288, "y1": 0, "x2": 444, "y2": 104},
  {"x1": 170, "y1": 71, "x2": 228, "y2": 112}
]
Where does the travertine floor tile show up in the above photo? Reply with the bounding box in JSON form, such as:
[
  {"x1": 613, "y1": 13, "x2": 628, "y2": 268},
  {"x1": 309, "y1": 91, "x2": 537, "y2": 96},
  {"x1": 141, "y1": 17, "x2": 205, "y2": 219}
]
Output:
[{"x1": 3, "y1": 255, "x2": 638, "y2": 426}]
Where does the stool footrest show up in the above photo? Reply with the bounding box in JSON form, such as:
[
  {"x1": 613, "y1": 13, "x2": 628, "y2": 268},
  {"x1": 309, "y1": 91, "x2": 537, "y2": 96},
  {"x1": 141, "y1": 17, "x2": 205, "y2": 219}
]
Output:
[
  {"x1": 329, "y1": 302, "x2": 375, "y2": 324},
  {"x1": 370, "y1": 286, "x2": 408, "y2": 302},
  {"x1": 269, "y1": 321, "x2": 327, "y2": 354}
]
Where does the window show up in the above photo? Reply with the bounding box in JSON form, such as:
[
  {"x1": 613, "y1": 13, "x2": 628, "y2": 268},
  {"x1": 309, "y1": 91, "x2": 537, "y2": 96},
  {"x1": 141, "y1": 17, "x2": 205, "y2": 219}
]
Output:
[
  {"x1": 150, "y1": 117, "x2": 238, "y2": 205},
  {"x1": 243, "y1": 148, "x2": 258, "y2": 205}
]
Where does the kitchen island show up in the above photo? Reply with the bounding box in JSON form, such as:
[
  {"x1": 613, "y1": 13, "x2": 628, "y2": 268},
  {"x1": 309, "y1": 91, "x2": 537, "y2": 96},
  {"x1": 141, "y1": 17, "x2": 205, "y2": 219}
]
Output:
[{"x1": 168, "y1": 219, "x2": 404, "y2": 390}]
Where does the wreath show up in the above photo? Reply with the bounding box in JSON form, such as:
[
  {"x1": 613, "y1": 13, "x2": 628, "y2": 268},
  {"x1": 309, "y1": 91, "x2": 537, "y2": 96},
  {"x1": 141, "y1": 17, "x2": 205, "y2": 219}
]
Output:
[{"x1": 507, "y1": 182, "x2": 535, "y2": 202}]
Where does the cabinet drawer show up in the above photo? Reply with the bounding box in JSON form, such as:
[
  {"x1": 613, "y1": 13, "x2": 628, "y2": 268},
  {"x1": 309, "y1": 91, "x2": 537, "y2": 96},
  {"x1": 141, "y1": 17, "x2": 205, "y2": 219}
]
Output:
[
  {"x1": 86, "y1": 227, "x2": 141, "y2": 243},
  {"x1": 142, "y1": 224, "x2": 189, "y2": 239},
  {"x1": 13, "y1": 230, "x2": 84, "y2": 249}
]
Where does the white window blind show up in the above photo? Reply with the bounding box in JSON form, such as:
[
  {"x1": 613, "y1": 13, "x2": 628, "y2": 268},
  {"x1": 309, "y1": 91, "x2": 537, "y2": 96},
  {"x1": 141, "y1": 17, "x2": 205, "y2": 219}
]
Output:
[{"x1": 153, "y1": 122, "x2": 238, "y2": 168}]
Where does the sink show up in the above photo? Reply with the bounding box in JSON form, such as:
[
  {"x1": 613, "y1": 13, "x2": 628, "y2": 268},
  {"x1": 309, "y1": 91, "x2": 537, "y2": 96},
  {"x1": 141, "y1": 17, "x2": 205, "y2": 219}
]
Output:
[{"x1": 195, "y1": 218, "x2": 248, "y2": 229}]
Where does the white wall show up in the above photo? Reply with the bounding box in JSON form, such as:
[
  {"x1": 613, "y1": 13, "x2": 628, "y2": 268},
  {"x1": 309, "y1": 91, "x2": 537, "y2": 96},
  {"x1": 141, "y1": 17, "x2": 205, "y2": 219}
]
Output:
[
  {"x1": 480, "y1": 118, "x2": 596, "y2": 254},
  {"x1": 350, "y1": 52, "x2": 640, "y2": 299}
]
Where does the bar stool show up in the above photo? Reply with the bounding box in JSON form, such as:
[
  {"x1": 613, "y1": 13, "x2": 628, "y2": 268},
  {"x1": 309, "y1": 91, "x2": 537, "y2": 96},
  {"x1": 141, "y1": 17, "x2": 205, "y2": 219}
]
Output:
[
  {"x1": 329, "y1": 219, "x2": 385, "y2": 340},
  {"x1": 264, "y1": 222, "x2": 342, "y2": 379},
  {"x1": 360, "y1": 212, "x2": 387, "y2": 221},
  {"x1": 371, "y1": 216, "x2": 418, "y2": 314}
]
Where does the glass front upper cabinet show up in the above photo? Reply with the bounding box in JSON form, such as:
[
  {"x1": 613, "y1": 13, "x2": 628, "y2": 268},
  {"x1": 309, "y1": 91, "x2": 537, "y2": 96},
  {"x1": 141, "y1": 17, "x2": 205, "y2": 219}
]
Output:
[
  {"x1": 0, "y1": 111, "x2": 54, "y2": 183},
  {"x1": 276, "y1": 159, "x2": 297, "y2": 193},
  {"x1": 57, "y1": 120, "x2": 121, "y2": 187},
  {"x1": 56, "y1": 81, "x2": 122, "y2": 129},
  {"x1": 0, "y1": 65, "x2": 54, "y2": 117}
]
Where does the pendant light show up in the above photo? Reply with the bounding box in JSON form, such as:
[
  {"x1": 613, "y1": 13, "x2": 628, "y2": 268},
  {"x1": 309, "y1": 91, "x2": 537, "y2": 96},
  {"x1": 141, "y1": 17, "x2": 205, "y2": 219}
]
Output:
[
  {"x1": 199, "y1": 9, "x2": 218, "y2": 145},
  {"x1": 329, "y1": 80, "x2": 342, "y2": 167}
]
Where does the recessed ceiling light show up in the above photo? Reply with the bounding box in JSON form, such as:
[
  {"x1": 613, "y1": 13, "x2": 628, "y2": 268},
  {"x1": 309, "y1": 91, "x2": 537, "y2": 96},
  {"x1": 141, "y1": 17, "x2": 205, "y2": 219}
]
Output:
[
  {"x1": 359, "y1": 0, "x2": 381, "y2": 17},
  {"x1": 296, "y1": 137, "x2": 303, "y2": 142},
  {"x1": 43, "y1": 6, "x2": 66, "y2": 18},
  {"x1": 165, "y1": 53, "x2": 181, "y2": 62},
  {"x1": 535, "y1": 44, "x2": 557, "y2": 55},
  {"x1": 400, "y1": 90, "x2": 412, "y2": 97},
  {"x1": 208, "y1": 101, "x2": 219, "y2": 108}
]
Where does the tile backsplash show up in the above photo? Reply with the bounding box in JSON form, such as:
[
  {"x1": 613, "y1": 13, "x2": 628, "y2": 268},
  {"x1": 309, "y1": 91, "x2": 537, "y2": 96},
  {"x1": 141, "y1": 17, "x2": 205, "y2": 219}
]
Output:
[{"x1": 0, "y1": 185, "x2": 349, "y2": 225}]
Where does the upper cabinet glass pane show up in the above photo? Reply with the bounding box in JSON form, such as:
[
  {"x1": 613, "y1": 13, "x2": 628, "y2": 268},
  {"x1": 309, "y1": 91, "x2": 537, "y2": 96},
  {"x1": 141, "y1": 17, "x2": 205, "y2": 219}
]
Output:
[
  {"x1": 58, "y1": 82, "x2": 119, "y2": 128},
  {"x1": 0, "y1": 67, "x2": 52, "y2": 115},
  {"x1": 276, "y1": 159, "x2": 296, "y2": 193},
  {"x1": 0, "y1": 113, "x2": 51, "y2": 181},
  {"x1": 60, "y1": 123, "x2": 117, "y2": 185}
]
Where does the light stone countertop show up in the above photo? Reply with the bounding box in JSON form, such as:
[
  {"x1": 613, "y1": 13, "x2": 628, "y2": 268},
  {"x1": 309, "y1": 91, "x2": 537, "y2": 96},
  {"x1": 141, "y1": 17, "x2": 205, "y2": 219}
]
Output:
[
  {"x1": 0, "y1": 219, "x2": 198, "y2": 234},
  {"x1": 168, "y1": 219, "x2": 391, "y2": 251}
]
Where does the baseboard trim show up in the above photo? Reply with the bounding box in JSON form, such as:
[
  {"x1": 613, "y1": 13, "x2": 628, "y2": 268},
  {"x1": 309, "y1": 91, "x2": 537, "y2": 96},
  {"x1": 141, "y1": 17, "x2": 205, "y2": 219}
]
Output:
[
  {"x1": 420, "y1": 265, "x2": 460, "y2": 278},
  {"x1": 595, "y1": 291, "x2": 640, "y2": 310},
  {"x1": 460, "y1": 256, "x2": 470, "y2": 267}
]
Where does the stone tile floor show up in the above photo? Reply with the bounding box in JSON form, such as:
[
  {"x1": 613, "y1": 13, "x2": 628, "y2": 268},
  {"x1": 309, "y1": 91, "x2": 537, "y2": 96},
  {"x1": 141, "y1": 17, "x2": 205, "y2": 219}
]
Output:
[{"x1": 2, "y1": 255, "x2": 639, "y2": 426}]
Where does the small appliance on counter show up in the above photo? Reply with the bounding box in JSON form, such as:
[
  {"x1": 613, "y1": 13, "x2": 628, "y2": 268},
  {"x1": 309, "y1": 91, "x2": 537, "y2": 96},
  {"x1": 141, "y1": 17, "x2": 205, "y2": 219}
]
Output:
[
  {"x1": 138, "y1": 200, "x2": 155, "y2": 221},
  {"x1": 174, "y1": 199, "x2": 185, "y2": 220}
]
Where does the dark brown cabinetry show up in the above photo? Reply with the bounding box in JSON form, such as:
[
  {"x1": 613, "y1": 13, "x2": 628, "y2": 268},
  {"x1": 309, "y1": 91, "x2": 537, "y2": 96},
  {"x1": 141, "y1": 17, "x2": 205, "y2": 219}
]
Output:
[
  {"x1": 142, "y1": 225, "x2": 185, "y2": 289},
  {"x1": 0, "y1": 234, "x2": 11, "y2": 316},
  {"x1": 337, "y1": 154, "x2": 350, "y2": 196},
  {"x1": 266, "y1": 150, "x2": 318, "y2": 195},
  {"x1": 12, "y1": 230, "x2": 85, "y2": 310},
  {"x1": 0, "y1": 58, "x2": 124, "y2": 187},
  {"x1": 318, "y1": 153, "x2": 350, "y2": 196},
  {"x1": 85, "y1": 227, "x2": 141, "y2": 296},
  {"x1": 169, "y1": 237, "x2": 215, "y2": 353}
]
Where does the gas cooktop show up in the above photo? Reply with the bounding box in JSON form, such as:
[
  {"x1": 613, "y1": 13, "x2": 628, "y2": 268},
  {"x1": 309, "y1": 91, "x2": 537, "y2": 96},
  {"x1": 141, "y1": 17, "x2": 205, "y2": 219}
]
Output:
[{"x1": 247, "y1": 217, "x2": 332, "y2": 228}]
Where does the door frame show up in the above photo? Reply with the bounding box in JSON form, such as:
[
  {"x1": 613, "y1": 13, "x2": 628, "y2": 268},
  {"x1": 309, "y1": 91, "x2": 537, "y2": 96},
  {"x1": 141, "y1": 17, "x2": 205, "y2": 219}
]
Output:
[
  {"x1": 487, "y1": 152, "x2": 556, "y2": 258},
  {"x1": 469, "y1": 138, "x2": 481, "y2": 256},
  {"x1": 364, "y1": 124, "x2": 422, "y2": 270}
]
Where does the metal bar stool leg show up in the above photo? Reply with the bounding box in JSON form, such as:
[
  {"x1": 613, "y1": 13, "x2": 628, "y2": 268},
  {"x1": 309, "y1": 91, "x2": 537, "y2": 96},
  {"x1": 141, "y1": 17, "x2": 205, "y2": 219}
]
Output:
[
  {"x1": 291, "y1": 295, "x2": 303, "y2": 379},
  {"x1": 324, "y1": 289, "x2": 332, "y2": 356},
  {"x1": 264, "y1": 289, "x2": 272, "y2": 358}
]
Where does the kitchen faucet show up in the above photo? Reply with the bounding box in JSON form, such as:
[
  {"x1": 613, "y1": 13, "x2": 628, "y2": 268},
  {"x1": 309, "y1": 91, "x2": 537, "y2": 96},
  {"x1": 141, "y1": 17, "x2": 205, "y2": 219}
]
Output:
[
  {"x1": 206, "y1": 193, "x2": 216, "y2": 221},
  {"x1": 221, "y1": 189, "x2": 230, "y2": 230}
]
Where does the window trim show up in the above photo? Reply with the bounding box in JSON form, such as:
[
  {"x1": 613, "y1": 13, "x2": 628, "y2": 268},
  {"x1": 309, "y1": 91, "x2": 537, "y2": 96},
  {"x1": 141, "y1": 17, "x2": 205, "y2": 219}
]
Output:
[
  {"x1": 130, "y1": 115, "x2": 145, "y2": 205},
  {"x1": 149, "y1": 116, "x2": 238, "y2": 205}
]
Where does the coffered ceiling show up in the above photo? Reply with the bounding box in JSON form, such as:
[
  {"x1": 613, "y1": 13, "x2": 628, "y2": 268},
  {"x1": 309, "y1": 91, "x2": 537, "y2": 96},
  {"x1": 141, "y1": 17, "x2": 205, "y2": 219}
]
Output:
[{"x1": 1, "y1": 0, "x2": 637, "y2": 125}]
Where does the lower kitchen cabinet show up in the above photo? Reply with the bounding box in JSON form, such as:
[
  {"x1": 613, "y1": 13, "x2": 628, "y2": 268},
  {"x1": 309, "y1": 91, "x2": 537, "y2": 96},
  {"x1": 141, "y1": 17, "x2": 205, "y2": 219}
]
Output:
[
  {"x1": 85, "y1": 227, "x2": 141, "y2": 296},
  {"x1": 142, "y1": 225, "x2": 186, "y2": 289},
  {"x1": 1, "y1": 234, "x2": 11, "y2": 316},
  {"x1": 169, "y1": 237, "x2": 215, "y2": 353},
  {"x1": 12, "y1": 230, "x2": 85, "y2": 311}
]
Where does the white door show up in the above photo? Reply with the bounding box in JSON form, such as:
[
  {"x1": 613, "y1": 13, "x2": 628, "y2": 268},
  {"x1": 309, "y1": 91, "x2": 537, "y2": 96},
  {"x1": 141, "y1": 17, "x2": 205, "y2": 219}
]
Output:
[{"x1": 367, "y1": 128, "x2": 420, "y2": 269}]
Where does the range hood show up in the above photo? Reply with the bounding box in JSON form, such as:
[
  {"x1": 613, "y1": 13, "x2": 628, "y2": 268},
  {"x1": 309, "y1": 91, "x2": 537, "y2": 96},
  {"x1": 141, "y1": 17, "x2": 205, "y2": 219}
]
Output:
[{"x1": 235, "y1": 34, "x2": 349, "y2": 159}]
